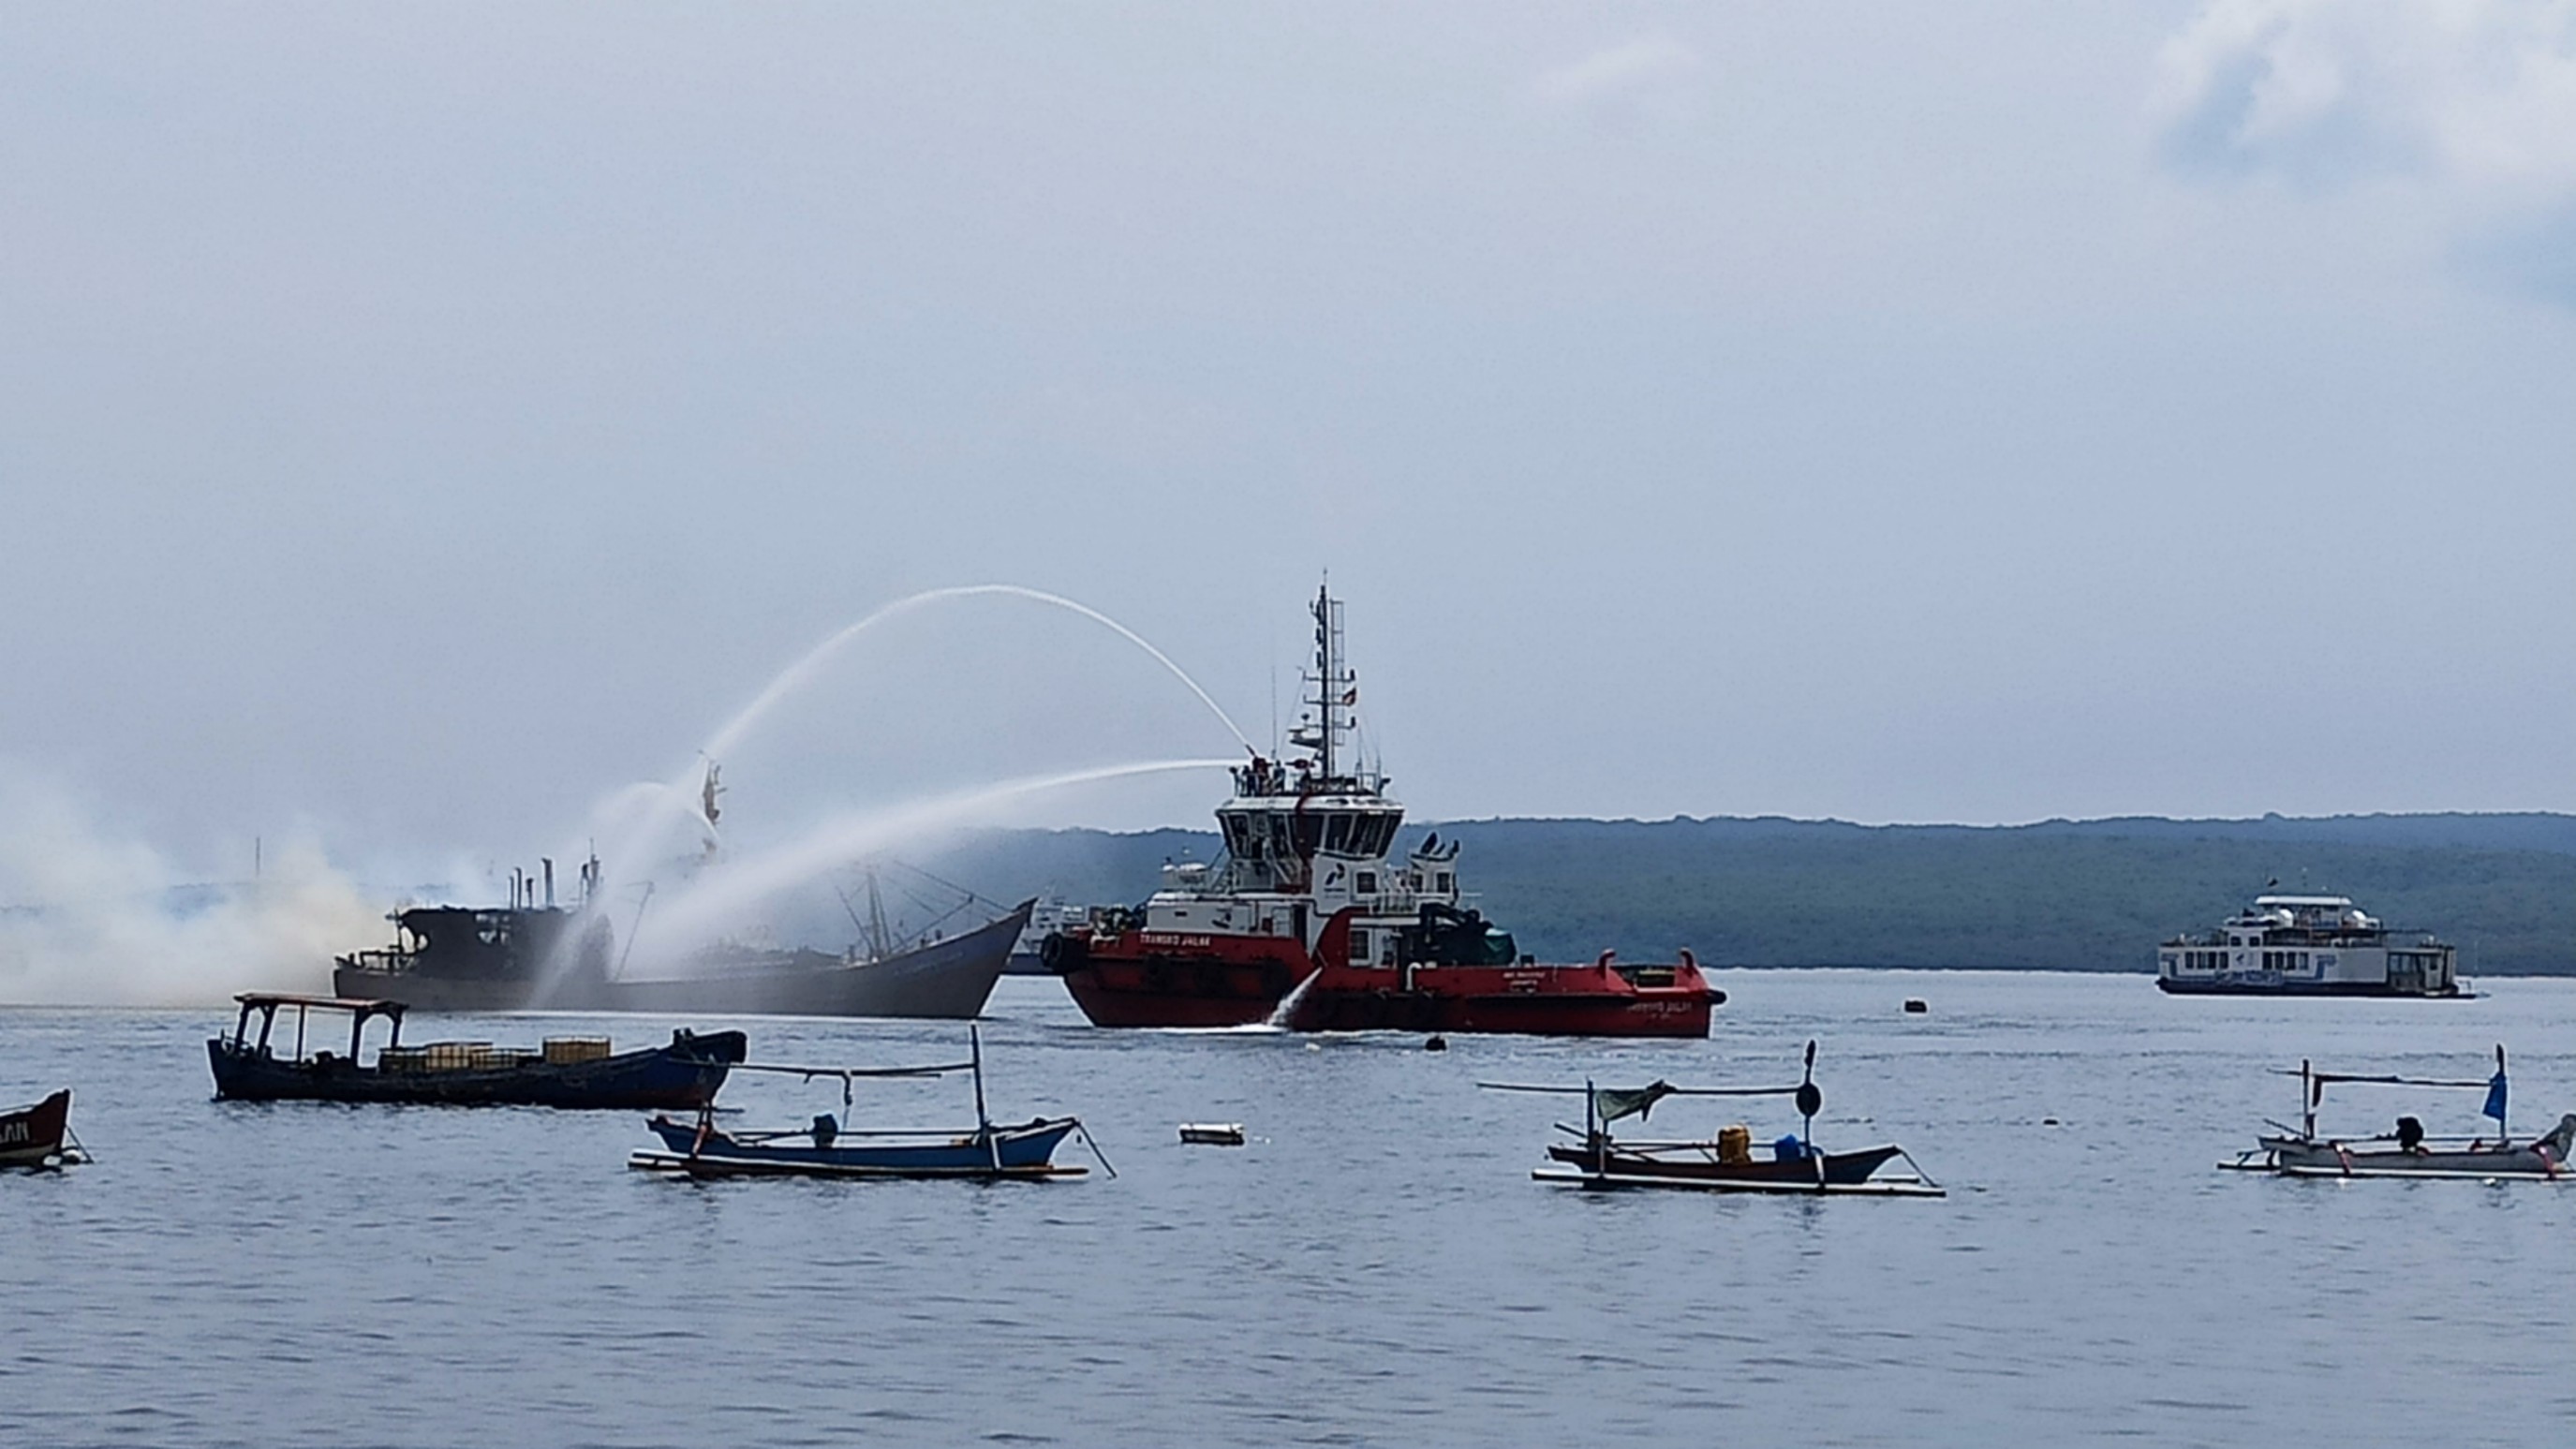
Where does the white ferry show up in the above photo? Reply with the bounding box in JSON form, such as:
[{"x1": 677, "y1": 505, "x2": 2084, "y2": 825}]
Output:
[{"x1": 2157, "y1": 894, "x2": 2463, "y2": 997}]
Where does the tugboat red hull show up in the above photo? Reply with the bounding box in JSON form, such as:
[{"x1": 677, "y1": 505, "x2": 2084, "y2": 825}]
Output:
[
  {"x1": 1286, "y1": 936, "x2": 1718, "y2": 1036},
  {"x1": 1051, "y1": 932, "x2": 1311, "y2": 1028},
  {"x1": 1290, "y1": 983, "x2": 1714, "y2": 1037},
  {"x1": 1050, "y1": 925, "x2": 1720, "y2": 1038}
]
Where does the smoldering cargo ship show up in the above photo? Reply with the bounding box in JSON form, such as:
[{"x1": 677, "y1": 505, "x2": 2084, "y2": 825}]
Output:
[{"x1": 333, "y1": 859, "x2": 1030, "y2": 1019}]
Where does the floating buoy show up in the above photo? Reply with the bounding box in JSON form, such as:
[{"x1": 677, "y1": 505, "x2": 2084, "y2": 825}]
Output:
[
  {"x1": 1178, "y1": 1123, "x2": 1246, "y2": 1146},
  {"x1": 1425, "y1": 1035, "x2": 1448, "y2": 1052},
  {"x1": 1903, "y1": 998, "x2": 1929, "y2": 1013},
  {"x1": 1305, "y1": 1042, "x2": 1321, "y2": 1053}
]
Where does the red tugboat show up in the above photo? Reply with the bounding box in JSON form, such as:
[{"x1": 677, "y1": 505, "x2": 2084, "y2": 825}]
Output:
[{"x1": 1042, "y1": 586, "x2": 1721, "y2": 1037}]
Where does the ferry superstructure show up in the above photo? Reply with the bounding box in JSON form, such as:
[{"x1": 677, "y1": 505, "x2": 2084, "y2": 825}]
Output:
[{"x1": 2157, "y1": 893, "x2": 2462, "y2": 997}]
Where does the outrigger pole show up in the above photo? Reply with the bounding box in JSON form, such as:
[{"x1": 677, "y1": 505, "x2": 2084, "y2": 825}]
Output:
[
  {"x1": 1482, "y1": 1040, "x2": 1830, "y2": 1115},
  {"x1": 2275, "y1": 1045, "x2": 2509, "y2": 1144},
  {"x1": 972, "y1": 1024, "x2": 1000, "y2": 1175},
  {"x1": 1484, "y1": 1040, "x2": 1835, "y2": 1174},
  {"x1": 722, "y1": 1056, "x2": 974, "y2": 1109}
]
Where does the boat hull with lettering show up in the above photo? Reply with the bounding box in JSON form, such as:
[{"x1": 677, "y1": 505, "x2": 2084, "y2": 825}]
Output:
[{"x1": 0, "y1": 1089, "x2": 74, "y2": 1168}]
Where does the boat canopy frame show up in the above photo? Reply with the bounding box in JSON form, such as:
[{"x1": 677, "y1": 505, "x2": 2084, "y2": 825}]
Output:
[
  {"x1": 228, "y1": 992, "x2": 407, "y2": 1065},
  {"x1": 2275, "y1": 1044, "x2": 2510, "y2": 1143},
  {"x1": 662, "y1": 1026, "x2": 1118, "y2": 1175},
  {"x1": 1483, "y1": 1039, "x2": 1830, "y2": 1144}
]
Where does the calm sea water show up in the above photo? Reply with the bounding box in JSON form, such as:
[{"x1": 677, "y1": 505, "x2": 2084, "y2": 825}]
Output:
[{"x1": 7, "y1": 970, "x2": 2575, "y2": 1448}]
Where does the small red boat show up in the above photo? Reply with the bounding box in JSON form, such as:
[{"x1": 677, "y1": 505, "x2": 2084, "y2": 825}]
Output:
[
  {"x1": 1045, "y1": 584, "x2": 1722, "y2": 1038},
  {"x1": 0, "y1": 1088, "x2": 79, "y2": 1169}
]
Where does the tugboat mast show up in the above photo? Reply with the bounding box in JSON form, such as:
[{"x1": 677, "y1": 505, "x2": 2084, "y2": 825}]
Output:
[{"x1": 1293, "y1": 581, "x2": 1356, "y2": 785}]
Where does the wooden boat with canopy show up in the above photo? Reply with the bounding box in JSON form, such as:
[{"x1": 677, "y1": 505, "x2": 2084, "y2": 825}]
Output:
[
  {"x1": 207, "y1": 993, "x2": 744, "y2": 1109},
  {"x1": 1482, "y1": 1041, "x2": 1943, "y2": 1196},
  {"x1": 2220, "y1": 1045, "x2": 2576, "y2": 1180},
  {"x1": 629, "y1": 1027, "x2": 1111, "y2": 1181}
]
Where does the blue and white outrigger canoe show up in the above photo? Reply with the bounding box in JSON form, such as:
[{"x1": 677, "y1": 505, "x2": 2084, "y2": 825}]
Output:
[
  {"x1": 628, "y1": 1027, "x2": 1111, "y2": 1182},
  {"x1": 2220, "y1": 1045, "x2": 2576, "y2": 1181}
]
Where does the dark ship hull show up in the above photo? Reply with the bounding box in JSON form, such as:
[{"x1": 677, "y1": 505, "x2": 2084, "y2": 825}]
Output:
[{"x1": 334, "y1": 900, "x2": 1031, "y2": 1018}]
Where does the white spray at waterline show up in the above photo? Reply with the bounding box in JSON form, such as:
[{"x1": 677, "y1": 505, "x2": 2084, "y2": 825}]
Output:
[
  {"x1": 617, "y1": 758, "x2": 1237, "y2": 975},
  {"x1": 1265, "y1": 968, "x2": 1323, "y2": 1030}
]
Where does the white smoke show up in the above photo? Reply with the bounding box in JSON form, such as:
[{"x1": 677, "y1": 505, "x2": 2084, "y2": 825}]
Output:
[{"x1": 0, "y1": 771, "x2": 377, "y2": 1006}]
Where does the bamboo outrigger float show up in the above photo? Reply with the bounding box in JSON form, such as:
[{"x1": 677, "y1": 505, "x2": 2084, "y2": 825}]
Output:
[
  {"x1": 629, "y1": 1027, "x2": 1112, "y2": 1181},
  {"x1": 1483, "y1": 1041, "x2": 1944, "y2": 1197},
  {"x1": 2220, "y1": 1045, "x2": 2576, "y2": 1180}
]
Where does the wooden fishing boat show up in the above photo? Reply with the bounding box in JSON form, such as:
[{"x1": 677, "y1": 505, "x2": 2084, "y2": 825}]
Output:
[
  {"x1": 208, "y1": 993, "x2": 743, "y2": 1109},
  {"x1": 2221, "y1": 1045, "x2": 2576, "y2": 1180},
  {"x1": 629, "y1": 1027, "x2": 1108, "y2": 1181},
  {"x1": 0, "y1": 1088, "x2": 83, "y2": 1169},
  {"x1": 1484, "y1": 1041, "x2": 1944, "y2": 1197}
]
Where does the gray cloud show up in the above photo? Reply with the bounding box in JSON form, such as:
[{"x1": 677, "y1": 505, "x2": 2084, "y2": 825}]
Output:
[{"x1": 2151, "y1": 0, "x2": 2576, "y2": 303}]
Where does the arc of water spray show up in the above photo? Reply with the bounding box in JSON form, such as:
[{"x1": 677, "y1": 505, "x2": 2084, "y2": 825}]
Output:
[
  {"x1": 582, "y1": 584, "x2": 1253, "y2": 971},
  {"x1": 619, "y1": 757, "x2": 1238, "y2": 972},
  {"x1": 704, "y1": 584, "x2": 1253, "y2": 764}
]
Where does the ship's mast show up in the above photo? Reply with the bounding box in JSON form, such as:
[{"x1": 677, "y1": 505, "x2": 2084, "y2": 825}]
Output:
[
  {"x1": 1316, "y1": 584, "x2": 1339, "y2": 780},
  {"x1": 1297, "y1": 582, "x2": 1357, "y2": 782},
  {"x1": 1274, "y1": 581, "x2": 1366, "y2": 796},
  {"x1": 865, "y1": 867, "x2": 892, "y2": 962}
]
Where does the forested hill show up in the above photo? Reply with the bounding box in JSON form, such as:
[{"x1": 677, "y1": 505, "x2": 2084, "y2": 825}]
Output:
[{"x1": 916, "y1": 813, "x2": 2576, "y2": 975}]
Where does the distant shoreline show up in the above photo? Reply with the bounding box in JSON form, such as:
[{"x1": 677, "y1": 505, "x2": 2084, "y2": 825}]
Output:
[{"x1": 901, "y1": 811, "x2": 2576, "y2": 978}]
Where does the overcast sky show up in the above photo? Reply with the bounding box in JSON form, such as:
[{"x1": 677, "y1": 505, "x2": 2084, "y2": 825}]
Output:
[{"x1": 4, "y1": 3, "x2": 2572, "y2": 882}]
